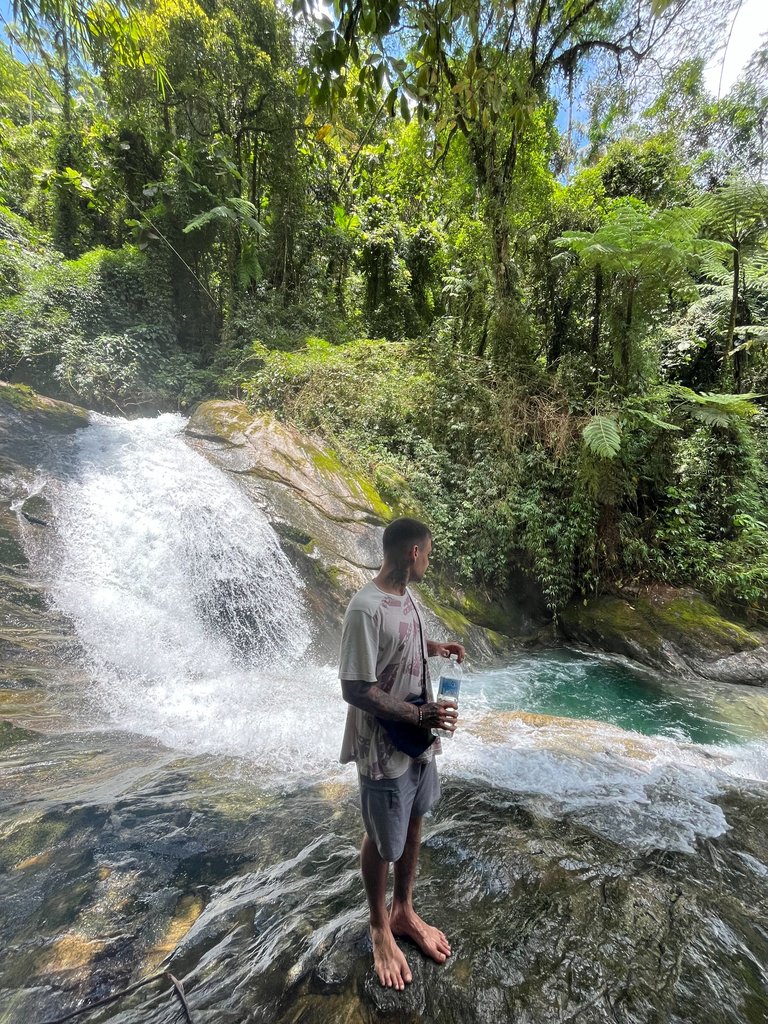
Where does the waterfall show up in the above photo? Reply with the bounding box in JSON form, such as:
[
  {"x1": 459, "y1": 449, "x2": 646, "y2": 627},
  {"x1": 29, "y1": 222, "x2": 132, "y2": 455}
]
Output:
[{"x1": 43, "y1": 413, "x2": 344, "y2": 774}]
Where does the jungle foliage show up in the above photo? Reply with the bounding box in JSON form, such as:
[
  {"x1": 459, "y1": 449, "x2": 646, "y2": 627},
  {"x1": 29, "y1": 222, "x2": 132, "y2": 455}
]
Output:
[{"x1": 0, "y1": 0, "x2": 767, "y2": 616}]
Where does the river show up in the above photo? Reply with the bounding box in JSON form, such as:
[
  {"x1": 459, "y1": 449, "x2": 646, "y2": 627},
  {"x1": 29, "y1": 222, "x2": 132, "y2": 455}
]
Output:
[{"x1": 1, "y1": 414, "x2": 767, "y2": 1023}]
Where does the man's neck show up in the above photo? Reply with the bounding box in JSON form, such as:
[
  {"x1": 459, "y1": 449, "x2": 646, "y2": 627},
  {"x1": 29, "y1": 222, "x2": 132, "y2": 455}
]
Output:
[{"x1": 373, "y1": 564, "x2": 410, "y2": 596}]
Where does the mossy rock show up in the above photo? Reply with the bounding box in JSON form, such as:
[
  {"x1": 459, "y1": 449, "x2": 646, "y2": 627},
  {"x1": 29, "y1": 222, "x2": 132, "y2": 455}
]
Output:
[
  {"x1": 560, "y1": 586, "x2": 768, "y2": 685},
  {"x1": 185, "y1": 399, "x2": 254, "y2": 445},
  {"x1": 372, "y1": 463, "x2": 422, "y2": 518},
  {"x1": 296, "y1": 435, "x2": 391, "y2": 522},
  {"x1": 0, "y1": 382, "x2": 88, "y2": 433},
  {"x1": 417, "y1": 584, "x2": 515, "y2": 659},
  {"x1": 560, "y1": 596, "x2": 664, "y2": 657},
  {"x1": 0, "y1": 718, "x2": 36, "y2": 751},
  {"x1": 640, "y1": 595, "x2": 760, "y2": 654}
]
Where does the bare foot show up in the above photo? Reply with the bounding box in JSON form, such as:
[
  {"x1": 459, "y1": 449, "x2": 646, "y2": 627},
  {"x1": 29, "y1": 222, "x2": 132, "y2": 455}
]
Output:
[
  {"x1": 370, "y1": 923, "x2": 413, "y2": 989},
  {"x1": 389, "y1": 906, "x2": 452, "y2": 963}
]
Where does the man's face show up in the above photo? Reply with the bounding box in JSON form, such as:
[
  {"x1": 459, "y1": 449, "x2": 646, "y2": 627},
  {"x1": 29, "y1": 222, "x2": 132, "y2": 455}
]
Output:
[{"x1": 409, "y1": 537, "x2": 432, "y2": 582}]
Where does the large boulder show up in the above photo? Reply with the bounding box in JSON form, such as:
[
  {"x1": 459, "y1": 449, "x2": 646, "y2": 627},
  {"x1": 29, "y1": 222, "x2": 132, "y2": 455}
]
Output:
[
  {"x1": 185, "y1": 401, "x2": 528, "y2": 661},
  {"x1": 560, "y1": 585, "x2": 768, "y2": 685}
]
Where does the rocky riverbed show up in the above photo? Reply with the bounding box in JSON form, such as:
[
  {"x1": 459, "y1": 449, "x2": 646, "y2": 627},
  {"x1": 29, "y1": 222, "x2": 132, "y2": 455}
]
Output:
[{"x1": 1, "y1": 705, "x2": 767, "y2": 1024}]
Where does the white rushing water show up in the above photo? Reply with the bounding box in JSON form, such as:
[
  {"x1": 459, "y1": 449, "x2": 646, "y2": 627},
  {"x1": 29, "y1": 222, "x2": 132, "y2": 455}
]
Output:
[{"x1": 35, "y1": 414, "x2": 768, "y2": 854}]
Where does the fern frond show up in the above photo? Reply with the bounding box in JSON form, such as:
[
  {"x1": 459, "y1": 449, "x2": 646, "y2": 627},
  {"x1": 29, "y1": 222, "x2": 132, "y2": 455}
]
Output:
[
  {"x1": 583, "y1": 416, "x2": 622, "y2": 458},
  {"x1": 183, "y1": 205, "x2": 233, "y2": 233},
  {"x1": 184, "y1": 197, "x2": 267, "y2": 236},
  {"x1": 698, "y1": 181, "x2": 768, "y2": 244},
  {"x1": 626, "y1": 408, "x2": 681, "y2": 431},
  {"x1": 671, "y1": 385, "x2": 764, "y2": 423}
]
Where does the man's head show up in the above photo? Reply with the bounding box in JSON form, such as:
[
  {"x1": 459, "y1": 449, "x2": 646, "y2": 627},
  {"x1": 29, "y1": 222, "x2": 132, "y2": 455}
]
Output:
[{"x1": 382, "y1": 517, "x2": 432, "y2": 583}]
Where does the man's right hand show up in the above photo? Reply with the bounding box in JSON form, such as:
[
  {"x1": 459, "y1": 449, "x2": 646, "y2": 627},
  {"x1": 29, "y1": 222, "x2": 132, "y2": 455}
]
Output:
[{"x1": 420, "y1": 700, "x2": 459, "y2": 733}]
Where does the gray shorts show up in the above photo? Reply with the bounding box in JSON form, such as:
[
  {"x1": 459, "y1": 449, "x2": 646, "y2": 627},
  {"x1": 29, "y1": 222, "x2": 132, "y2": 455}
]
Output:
[{"x1": 358, "y1": 758, "x2": 441, "y2": 862}]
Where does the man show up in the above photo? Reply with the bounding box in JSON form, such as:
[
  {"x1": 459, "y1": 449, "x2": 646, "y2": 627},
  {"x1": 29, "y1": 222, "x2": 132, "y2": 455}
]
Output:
[{"x1": 339, "y1": 517, "x2": 465, "y2": 990}]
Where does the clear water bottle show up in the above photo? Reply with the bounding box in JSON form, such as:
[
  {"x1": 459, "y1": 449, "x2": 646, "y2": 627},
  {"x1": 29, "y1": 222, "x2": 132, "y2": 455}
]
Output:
[{"x1": 435, "y1": 654, "x2": 462, "y2": 739}]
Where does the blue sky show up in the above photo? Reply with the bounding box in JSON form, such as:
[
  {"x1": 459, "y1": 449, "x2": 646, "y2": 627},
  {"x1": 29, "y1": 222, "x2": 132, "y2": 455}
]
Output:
[{"x1": 2, "y1": 0, "x2": 766, "y2": 113}]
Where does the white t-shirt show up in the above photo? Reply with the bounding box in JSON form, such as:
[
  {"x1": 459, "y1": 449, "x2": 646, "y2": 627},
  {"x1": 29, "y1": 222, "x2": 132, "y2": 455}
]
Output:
[{"x1": 338, "y1": 580, "x2": 440, "y2": 780}]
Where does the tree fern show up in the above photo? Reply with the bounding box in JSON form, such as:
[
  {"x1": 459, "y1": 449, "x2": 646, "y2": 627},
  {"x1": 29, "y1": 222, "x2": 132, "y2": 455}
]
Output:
[
  {"x1": 184, "y1": 198, "x2": 266, "y2": 236},
  {"x1": 698, "y1": 181, "x2": 768, "y2": 243},
  {"x1": 626, "y1": 408, "x2": 681, "y2": 431},
  {"x1": 670, "y1": 385, "x2": 764, "y2": 426}
]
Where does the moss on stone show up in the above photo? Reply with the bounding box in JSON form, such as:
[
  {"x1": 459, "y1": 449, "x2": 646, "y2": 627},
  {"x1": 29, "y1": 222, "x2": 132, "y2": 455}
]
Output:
[
  {"x1": 560, "y1": 597, "x2": 665, "y2": 654},
  {"x1": 560, "y1": 588, "x2": 767, "y2": 682},
  {"x1": 641, "y1": 596, "x2": 761, "y2": 652},
  {"x1": 0, "y1": 382, "x2": 36, "y2": 411},
  {"x1": 419, "y1": 588, "x2": 473, "y2": 638},
  {"x1": 482, "y1": 627, "x2": 509, "y2": 653},
  {"x1": 372, "y1": 463, "x2": 422, "y2": 518},
  {"x1": 187, "y1": 400, "x2": 253, "y2": 443},
  {"x1": 0, "y1": 382, "x2": 88, "y2": 431},
  {"x1": 424, "y1": 574, "x2": 514, "y2": 636},
  {"x1": 299, "y1": 437, "x2": 392, "y2": 521},
  {"x1": 0, "y1": 719, "x2": 36, "y2": 751},
  {"x1": 0, "y1": 815, "x2": 73, "y2": 872}
]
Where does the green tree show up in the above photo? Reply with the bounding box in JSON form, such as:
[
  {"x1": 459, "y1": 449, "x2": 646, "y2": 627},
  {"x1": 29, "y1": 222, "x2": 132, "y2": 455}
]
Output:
[
  {"x1": 697, "y1": 180, "x2": 768, "y2": 389},
  {"x1": 301, "y1": 0, "x2": 735, "y2": 372},
  {"x1": 555, "y1": 202, "x2": 709, "y2": 387}
]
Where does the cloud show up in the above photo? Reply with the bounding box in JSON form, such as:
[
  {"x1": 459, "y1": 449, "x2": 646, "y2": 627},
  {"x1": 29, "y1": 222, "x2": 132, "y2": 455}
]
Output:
[{"x1": 704, "y1": 0, "x2": 768, "y2": 97}]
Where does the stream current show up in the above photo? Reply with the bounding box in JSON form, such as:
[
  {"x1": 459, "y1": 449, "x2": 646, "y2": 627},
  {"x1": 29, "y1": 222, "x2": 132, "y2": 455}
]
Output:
[{"x1": 2, "y1": 413, "x2": 768, "y2": 1023}]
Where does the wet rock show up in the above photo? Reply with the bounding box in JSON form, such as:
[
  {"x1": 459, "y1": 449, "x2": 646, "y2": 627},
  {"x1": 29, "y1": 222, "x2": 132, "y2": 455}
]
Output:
[
  {"x1": 0, "y1": 731, "x2": 766, "y2": 1024},
  {"x1": 0, "y1": 718, "x2": 36, "y2": 750},
  {"x1": 0, "y1": 381, "x2": 88, "y2": 443},
  {"x1": 185, "y1": 400, "x2": 519, "y2": 661},
  {"x1": 0, "y1": 384, "x2": 89, "y2": 695},
  {"x1": 363, "y1": 951, "x2": 426, "y2": 1016},
  {"x1": 560, "y1": 586, "x2": 768, "y2": 686}
]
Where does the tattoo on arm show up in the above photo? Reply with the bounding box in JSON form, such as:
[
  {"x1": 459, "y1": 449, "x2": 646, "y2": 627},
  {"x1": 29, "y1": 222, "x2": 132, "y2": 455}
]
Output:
[{"x1": 341, "y1": 680, "x2": 419, "y2": 724}]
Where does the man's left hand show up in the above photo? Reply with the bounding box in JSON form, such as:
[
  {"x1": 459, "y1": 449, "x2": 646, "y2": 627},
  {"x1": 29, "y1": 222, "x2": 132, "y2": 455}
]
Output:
[{"x1": 430, "y1": 641, "x2": 466, "y2": 663}]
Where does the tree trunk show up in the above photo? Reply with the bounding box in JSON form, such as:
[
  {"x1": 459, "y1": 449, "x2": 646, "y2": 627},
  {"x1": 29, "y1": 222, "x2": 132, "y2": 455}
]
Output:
[
  {"x1": 488, "y1": 197, "x2": 513, "y2": 302},
  {"x1": 724, "y1": 244, "x2": 740, "y2": 389},
  {"x1": 590, "y1": 267, "x2": 603, "y2": 379},
  {"x1": 463, "y1": 127, "x2": 536, "y2": 368},
  {"x1": 53, "y1": 20, "x2": 80, "y2": 257},
  {"x1": 250, "y1": 134, "x2": 260, "y2": 209},
  {"x1": 483, "y1": 192, "x2": 535, "y2": 367},
  {"x1": 620, "y1": 282, "x2": 635, "y2": 385}
]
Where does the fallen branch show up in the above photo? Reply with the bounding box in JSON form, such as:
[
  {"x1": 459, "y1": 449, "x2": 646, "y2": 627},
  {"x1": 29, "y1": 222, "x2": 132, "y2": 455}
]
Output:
[{"x1": 39, "y1": 970, "x2": 193, "y2": 1024}]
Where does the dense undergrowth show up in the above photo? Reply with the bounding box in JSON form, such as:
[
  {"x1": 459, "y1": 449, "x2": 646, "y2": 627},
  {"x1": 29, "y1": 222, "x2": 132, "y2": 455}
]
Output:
[{"x1": 216, "y1": 328, "x2": 767, "y2": 618}]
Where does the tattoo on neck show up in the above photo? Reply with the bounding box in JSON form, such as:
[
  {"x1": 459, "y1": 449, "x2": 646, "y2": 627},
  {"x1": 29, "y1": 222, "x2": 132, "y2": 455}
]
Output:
[{"x1": 383, "y1": 564, "x2": 408, "y2": 590}]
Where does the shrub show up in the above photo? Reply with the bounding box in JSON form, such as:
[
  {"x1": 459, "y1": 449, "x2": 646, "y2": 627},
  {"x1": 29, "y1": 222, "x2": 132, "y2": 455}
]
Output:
[{"x1": 0, "y1": 243, "x2": 205, "y2": 408}]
